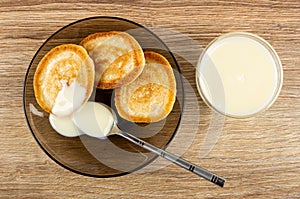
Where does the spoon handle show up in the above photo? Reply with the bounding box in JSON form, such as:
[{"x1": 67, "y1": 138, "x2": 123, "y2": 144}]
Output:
[{"x1": 118, "y1": 131, "x2": 226, "y2": 187}]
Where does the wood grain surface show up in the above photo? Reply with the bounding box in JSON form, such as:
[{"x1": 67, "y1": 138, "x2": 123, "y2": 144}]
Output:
[{"x1": 1, "y1": 0, "x2": 299, "y2": 198}]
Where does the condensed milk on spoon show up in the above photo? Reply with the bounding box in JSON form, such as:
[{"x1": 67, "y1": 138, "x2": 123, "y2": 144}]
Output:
[{"x1": 196, "y1": 32, "x2": 283, "y2": 118}]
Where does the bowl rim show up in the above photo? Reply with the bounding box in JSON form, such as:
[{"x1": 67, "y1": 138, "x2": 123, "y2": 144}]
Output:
[{"x1": 23, "y1": 16, "x2": 184, "y2": 178}]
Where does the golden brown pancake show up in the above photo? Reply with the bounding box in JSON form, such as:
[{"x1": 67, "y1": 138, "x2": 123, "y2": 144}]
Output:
[
  {"x1": 80, "y1": 31, "x2": 145, "y2": 89},
  {"x1": 114, "y1": 51, "x2": 176, "y2": 123},
  {"x1": 33, "y1": 44, "x2": 95, "y2": 116}
]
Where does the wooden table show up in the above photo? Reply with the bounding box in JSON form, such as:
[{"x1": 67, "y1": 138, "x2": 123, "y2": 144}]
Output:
[{"x1": 1, "y1": 1, "x2": 299, "y2": 198}]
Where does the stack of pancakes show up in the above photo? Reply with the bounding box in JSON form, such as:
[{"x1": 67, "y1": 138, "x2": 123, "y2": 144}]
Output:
[{"x1": 34, "y1": 31, "x2": 176, "y2": 123}]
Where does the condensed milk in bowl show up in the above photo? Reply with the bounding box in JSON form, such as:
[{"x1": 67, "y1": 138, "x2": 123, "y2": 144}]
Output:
[{"x1": 196, "y1": 32, "x2": 283, "y2": 118}]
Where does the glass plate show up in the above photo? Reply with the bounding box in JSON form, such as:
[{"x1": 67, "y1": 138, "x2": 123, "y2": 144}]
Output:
[{"x1": 23, "y1": 16, "x2": 184, "y2": 177}]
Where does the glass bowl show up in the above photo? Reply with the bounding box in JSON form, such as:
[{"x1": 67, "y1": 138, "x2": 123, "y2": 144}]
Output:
[{"x1": 196, "y1": 32, "x2": 283, "y2": 118}]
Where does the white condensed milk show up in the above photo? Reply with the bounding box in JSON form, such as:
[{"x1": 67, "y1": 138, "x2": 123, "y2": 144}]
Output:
[
  {"x1": 73, "y1": 102, "x2": 114, "y2": 138},
  {"x1": 49, "y1": 114, "x2": 82, "y2": 137},
  {"x1": 51, "y1": 80, "x2": 87, "y2": 117},
  {"x1": 49, "y1": 101, "x2": 114, "y2": 138},
  {"x1": 196, "y1": 32, "x2": 283, "y2": 117}
]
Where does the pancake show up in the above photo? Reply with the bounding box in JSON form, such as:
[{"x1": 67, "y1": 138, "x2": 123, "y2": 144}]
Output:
[
  {"x1": 114, "y1": 51, "x2": 176, "y2": 123},
  {"x1": 33, "y1": 44, "x2": 95, "y2": 117},
  {"x1": 80, "y1": 31, "x2": 145, "y2": 89}
]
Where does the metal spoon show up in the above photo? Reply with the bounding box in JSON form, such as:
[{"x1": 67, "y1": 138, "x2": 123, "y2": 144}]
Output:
[{"x1": 73, "y1": 102, "x2": 226, "y2": 187}]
